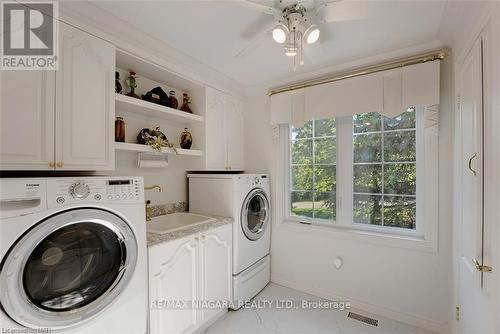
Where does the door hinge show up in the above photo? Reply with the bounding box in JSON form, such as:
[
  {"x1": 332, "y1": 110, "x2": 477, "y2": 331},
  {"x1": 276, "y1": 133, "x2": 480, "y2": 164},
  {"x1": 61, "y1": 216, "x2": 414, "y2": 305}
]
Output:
[
  {"x1": 456, "y1": 306, "x2": 460, "y2": 321},
  {"x1": 456, "y1": 95, "x2": 461, "y2": 111}
]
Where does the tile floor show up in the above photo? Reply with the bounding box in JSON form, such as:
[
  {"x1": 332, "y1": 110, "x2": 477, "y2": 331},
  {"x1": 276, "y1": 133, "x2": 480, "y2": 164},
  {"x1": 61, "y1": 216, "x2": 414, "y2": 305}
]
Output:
[{"x1": 206, "y1": 283, "x2": 436, "y2": 334}]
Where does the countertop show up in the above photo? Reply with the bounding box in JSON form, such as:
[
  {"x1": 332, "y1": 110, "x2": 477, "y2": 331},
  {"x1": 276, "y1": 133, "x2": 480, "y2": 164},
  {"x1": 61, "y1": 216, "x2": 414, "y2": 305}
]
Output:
[{"x1": 146, "y1": 214, "x2": 233, "y2": 247}]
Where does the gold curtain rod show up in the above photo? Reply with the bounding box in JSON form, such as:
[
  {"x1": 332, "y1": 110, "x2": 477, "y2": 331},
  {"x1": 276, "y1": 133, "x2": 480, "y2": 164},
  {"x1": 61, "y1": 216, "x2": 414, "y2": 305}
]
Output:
[{"x1": 268, "y1": 48, "x2": 449, "y2": 96}]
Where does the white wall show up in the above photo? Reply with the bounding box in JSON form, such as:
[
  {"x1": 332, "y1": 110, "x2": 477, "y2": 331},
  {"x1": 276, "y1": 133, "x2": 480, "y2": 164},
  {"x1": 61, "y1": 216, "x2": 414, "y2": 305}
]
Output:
[{"x1": 244, "y1": 49, "x2": 454, "y2": 332}]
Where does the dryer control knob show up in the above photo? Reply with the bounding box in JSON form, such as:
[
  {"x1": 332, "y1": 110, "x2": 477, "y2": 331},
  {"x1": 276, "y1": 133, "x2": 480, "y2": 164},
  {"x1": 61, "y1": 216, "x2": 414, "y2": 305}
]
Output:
[
  {"x1": 254, "y1": 177, "x2": 260, "y2": 184},
  {"x1": 69, "y1": 182, "x2": 90, "y2": 199}
]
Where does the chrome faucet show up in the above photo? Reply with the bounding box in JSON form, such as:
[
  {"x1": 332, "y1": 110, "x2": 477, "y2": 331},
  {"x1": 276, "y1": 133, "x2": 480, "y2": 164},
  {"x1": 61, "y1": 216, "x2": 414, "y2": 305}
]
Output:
[
  {"x1": 145, "y1": 184, "x2": 162, "y2": 192},
  {"x1": 145, "y1": 200, "x2": 153, "y2": 222},
  {"x1": 145, "y1": 185, "x2": 162, "y2": 222}
]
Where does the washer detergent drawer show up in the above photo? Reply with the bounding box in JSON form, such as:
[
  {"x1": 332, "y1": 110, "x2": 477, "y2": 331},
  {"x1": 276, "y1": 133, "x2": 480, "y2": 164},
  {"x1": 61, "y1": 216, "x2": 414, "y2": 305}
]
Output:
[{"x1": 231, "y1": 255, "x2": 270, "y2": 309}]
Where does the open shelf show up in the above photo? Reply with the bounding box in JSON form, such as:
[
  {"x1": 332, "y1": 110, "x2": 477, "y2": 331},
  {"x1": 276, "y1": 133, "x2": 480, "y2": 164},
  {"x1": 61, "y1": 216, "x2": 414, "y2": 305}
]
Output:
[
  {"x1": 115, "y1": 94, "x2": 204, "y2": 124},
  {"x1": 115, "y1": 142, "x2": 203, "y2": 156}
]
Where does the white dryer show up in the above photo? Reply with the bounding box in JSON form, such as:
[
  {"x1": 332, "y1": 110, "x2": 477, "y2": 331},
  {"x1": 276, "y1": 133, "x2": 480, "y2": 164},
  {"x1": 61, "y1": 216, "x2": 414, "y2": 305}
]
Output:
[
  {"x1": 0, "y1": 177, "x2": 147, "y2": 333},
  {"x1": 188, "y1": 174, "x2": 271, "y2": 307}
]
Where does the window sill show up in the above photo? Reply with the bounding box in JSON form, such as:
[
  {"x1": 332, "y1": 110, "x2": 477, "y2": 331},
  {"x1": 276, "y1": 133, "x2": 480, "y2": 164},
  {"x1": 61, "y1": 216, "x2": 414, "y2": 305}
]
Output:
[{"x1": 279, "y1": 220, "x2": 437, "y2": 253}]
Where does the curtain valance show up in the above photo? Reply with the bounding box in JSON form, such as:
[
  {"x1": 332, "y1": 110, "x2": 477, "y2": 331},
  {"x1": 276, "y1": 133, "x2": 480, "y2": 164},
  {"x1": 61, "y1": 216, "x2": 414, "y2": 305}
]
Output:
[{"x1": 270, "y1": 60, "x2": 440, "y2": 125}]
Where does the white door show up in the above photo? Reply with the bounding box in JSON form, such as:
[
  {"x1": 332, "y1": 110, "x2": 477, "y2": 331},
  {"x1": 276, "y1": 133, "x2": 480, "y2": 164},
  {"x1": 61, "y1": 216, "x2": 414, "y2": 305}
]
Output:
[
  {"x1": 457, "y1": 37, "x2": 494, "y2": 333},
  {"x1": 149, "y1": 237, "x2": 198, "y2": 334},
  {"x1": 199, "y1": 225, "x2": 232, "y2": 325},
  {"x1": 226, "y1": 96, "x2": 244, "y2": 171},
  {"x1": 0, "y1": 70, "x2": 55, "y2": 170},
  {"x1": 55, "y1": 22, "x2": 115, "y2": 170},
  {"x1": 205, "y1": 86, "x2": 228, "y2": 170}
]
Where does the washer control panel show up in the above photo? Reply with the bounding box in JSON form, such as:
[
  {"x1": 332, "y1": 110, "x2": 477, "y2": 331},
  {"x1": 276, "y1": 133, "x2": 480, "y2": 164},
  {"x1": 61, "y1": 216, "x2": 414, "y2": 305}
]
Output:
[
  {"x1": 47, "y1": 177, "x2": 144, "y2": 207},
  {"x1": 237, "y1": 174, "x2": 269, "y2": 188}
]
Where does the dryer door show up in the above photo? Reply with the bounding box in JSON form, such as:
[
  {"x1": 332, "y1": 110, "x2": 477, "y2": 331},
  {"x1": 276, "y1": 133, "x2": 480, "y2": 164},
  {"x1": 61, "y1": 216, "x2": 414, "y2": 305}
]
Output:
[
  {"x1": 241, "y1": 188, "x2": 270, "y2": 241},
  {"x1": 0, "y1": 208, "x2": 137, "y2": 329}
]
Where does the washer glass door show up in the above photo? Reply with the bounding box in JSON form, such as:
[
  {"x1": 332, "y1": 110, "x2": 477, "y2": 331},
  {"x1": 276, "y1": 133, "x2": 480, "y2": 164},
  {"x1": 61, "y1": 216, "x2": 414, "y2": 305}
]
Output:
[
  {"x1": 24, "y1": 223, "x2": 123, "y2": 311},
  {"x1": 0, "y1": 208, "x2": 137, "y2": 329},
  {"x1": 241, "y1": 189, "x2": 270, "y2": 241}
]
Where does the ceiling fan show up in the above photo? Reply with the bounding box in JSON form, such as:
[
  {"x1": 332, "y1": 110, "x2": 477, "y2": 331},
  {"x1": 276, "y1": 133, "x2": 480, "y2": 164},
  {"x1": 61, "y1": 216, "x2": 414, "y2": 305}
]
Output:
[{"x1": 237, "y1": 0, "x2": 376, "y2": 68}]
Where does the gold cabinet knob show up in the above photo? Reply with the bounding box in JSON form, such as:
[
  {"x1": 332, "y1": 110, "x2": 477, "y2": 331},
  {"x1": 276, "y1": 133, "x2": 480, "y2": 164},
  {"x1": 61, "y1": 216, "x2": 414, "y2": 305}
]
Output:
[
  {"x1": 49, "y1": 161, "x2": 55, "y2": 168},
  {"x1": 56, "y1": 161, "x2": 63, "y2": 168}
]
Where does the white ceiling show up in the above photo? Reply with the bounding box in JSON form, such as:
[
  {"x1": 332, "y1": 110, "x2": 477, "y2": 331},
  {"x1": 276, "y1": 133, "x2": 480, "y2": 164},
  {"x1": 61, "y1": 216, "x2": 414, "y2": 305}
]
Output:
[{"x1": 90, "y1": 1, "x2": 446, "y2": 86}]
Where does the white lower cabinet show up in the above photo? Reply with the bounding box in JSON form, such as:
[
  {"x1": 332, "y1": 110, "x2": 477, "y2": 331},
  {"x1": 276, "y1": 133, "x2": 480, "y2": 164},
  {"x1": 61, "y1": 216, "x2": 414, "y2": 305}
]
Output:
[{"x1": 149, "y1": 224, "x2": 232, "y2": 334}]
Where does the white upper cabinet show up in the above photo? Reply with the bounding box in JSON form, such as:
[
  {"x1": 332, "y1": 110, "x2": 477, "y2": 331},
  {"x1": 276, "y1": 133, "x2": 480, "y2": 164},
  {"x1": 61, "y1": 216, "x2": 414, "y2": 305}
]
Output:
[
  {"x1": 205, "y1": 87, "x2": 228, "y2": 170},
  {"x1": 0, "y1": 23, "x2": 115, "y2": 171},
  {"x1": 205, "y1": 86, "x2": 244, "y2": 171},
  {"x1": 0, "y1": 71, "x2": 55, "y2": 170},
  {"x1": 56, "y1": 23, "x2": 115, "y2": 170},
  {"x1": 225, "y1": 95, "x2": 244, "y2": 171}
]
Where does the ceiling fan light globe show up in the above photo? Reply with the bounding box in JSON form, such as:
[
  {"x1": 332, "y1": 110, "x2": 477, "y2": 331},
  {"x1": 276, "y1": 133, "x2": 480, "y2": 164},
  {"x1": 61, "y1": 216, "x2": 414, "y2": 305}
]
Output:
[
  {"x1": 284, "y1": 45, "x2": 298, "y2": 57},
  {"x1": 305, "y1": 25, "x2": 320, "y2": 44},
  {"x1": 272, "y1": 25, "x2": 288, "y2": 44}
]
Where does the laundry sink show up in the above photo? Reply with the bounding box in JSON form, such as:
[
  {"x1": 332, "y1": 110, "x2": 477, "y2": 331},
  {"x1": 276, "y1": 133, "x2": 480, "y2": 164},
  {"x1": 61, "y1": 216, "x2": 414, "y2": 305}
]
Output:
[{"x1": 147, "y1": 212, "x2": 216, "y2": 234}]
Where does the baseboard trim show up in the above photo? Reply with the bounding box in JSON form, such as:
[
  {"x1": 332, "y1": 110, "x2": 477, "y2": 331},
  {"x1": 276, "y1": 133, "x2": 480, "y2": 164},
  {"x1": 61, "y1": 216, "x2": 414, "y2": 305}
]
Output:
[{"x1": 271, "y1": 274, "x2": 448, "y2": 334}]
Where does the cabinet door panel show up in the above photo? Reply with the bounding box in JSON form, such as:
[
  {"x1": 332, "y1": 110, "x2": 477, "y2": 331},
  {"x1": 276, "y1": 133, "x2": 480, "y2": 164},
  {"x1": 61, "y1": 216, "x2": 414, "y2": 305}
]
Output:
[
  {"x1": 205, "y1": 87, "x2": 228, "y2": 170},
  {"x1": 226, "y1": 96, "x2": 244, "y2": 171},
  {"x1": 0, "y1": 70, "x2": 55, "y2": 170},
  {"x1": 149, "y1": 238, "x2": 198, "y2": 334},
  {"x1": 56, "y1": 23, "x2": 115, "y2": 170},
  {"x1": 200, "y1": 225, "x2": 232, "y2": 325}
]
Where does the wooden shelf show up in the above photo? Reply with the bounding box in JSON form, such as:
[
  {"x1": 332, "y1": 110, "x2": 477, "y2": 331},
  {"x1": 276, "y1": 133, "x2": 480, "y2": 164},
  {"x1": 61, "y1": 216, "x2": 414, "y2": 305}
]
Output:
[
  {"x1": 115, "y1": 94, "x2": 203, "y2": 124},
  {"x1": 115, "y1": 142, "x2": 203, "y2": 156}
]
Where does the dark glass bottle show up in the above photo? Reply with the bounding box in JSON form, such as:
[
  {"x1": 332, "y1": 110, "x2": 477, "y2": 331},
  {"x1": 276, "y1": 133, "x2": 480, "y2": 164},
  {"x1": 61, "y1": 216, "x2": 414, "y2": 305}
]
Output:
[
  {"x1": 115, "y1": 72, "x2": 123, "y2": 94},
  {"x1": 169, "y1": 90, "x2": 178, "y2": 109},
  {"x1": 180, "y1": 93, "x2": 192, "y2": 113},
  {"x1": 180, "y1": 128, "x2": 193, "y2": 149},
  {"x1": 115, "y1": 117, "x2": 125, "y2": 142}
]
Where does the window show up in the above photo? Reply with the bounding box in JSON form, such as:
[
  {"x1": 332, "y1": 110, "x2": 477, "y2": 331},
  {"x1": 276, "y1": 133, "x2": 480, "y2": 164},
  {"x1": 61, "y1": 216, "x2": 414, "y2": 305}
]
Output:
[
  {"x1": 285, "y1": 107, "x2": 428, "y2": 237},
  {"x1": 290, "y1": 119, "x2": 336, "y2": 220},
  {"x1": 353, "y1": 108, "x2": 417, "y2": 230}
]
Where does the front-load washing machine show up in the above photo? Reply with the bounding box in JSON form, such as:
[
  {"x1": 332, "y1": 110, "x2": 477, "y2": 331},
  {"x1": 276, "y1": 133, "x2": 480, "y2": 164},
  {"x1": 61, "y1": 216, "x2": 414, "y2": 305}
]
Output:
[
  {"x1": 188, "y1": 174, "x2": 271, "y2": 308},
  {"x1": 0, "y1": 177, "x2": 147, "y2": 333}
]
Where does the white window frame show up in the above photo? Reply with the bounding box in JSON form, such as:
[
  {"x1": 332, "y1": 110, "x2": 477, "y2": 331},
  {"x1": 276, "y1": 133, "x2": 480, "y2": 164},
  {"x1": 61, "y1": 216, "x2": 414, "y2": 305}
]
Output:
[{"x1": 278, "y1": 106, "x2": 439, "y2": 251}]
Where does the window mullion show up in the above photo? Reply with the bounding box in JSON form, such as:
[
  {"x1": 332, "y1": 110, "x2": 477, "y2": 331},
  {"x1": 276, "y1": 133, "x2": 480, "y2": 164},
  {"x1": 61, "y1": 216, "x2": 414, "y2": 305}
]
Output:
[
  {"x1": 336, "y1": 117, "x2": 353, "y2": 227},
  {"x1": 312, "y1": 121, "x2": 316, "y2": 219},
  {"x1": 381, "y1": 118, "x2": 385, "y2": 227}
]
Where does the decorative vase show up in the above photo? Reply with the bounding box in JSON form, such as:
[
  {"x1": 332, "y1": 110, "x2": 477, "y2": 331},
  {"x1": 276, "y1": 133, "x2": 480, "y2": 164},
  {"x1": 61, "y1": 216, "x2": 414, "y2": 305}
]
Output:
[
  {"x1": 137, "y1": 127, "x2": 167, "y2": 145},
  {"x1": 169, "y1": 90, "x2": 178, "y2": 109},
  {"x1": 125, "y1": 71, "x2": 140, "y2": 99},
  {"x1": 180, "y1": 128, "x2": 193, "y2": 149},
  {"x1": 115, "y1": 117, "x2": 125, "y2": 142},
  {"x1": 180, "y1": 93, "x2": 192, "y2": 113},
  {"x1": 115, "y1": 72, "x2": 123, "y2": 94}
]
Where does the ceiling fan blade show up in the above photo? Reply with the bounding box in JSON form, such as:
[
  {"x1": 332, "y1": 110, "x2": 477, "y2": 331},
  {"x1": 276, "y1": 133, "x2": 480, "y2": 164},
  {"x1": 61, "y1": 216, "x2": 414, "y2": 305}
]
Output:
[
  {"x1": 234, "y1": 29, "x2": 272, "y2": 59},
  {"x1": 318, "y1": 1, "x2": 386, "y2": 23},
  {"x1": 240, "y1": 0, "x2": 279, "y2": 17},
  {"x1": 240, "y1": 14, "x2": 275, "y2": 40}
]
